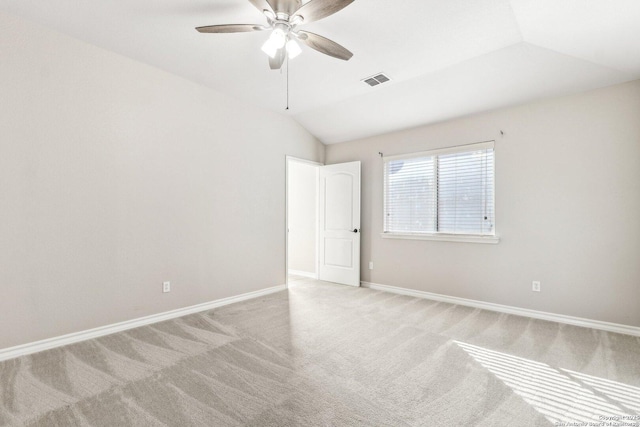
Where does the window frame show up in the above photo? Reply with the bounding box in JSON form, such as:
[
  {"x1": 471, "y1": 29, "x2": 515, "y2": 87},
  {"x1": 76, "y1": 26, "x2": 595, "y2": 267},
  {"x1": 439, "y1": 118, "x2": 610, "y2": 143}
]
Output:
[{"x1": 381, "y1": 141, "x2": 499, "y2": 244}]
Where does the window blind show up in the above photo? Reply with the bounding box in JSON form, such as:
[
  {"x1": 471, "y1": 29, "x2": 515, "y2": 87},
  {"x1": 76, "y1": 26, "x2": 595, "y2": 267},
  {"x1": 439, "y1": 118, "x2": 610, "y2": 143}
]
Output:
[{"x1": 384, "y1": 141, "x2": 495, "y2": 236}]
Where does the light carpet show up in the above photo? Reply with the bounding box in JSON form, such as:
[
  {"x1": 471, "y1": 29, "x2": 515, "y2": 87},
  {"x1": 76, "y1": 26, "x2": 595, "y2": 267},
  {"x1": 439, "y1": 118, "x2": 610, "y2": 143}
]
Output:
[{"x1": 1, "y1": 277, "x2": 639, "y2": 426}]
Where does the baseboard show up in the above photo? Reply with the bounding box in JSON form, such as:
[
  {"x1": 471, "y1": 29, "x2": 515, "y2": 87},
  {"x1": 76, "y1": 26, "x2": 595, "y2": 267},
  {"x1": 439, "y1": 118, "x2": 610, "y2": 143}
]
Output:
[
  {"x1": 361, "y1": 281, "x2": 640, "y2": 337},
  {"x1": 288, "y1": 269, "x2": 318, "y2": 279},
  {"x1": 0, "y1": 284, "x2": 286, "y2": 362}
]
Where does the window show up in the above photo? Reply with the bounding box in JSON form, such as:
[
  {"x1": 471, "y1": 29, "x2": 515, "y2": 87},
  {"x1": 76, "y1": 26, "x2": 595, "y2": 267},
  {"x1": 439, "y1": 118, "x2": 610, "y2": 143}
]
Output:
[{"x1": 383, "y1": 141, "x2": 497, "y2": 243}]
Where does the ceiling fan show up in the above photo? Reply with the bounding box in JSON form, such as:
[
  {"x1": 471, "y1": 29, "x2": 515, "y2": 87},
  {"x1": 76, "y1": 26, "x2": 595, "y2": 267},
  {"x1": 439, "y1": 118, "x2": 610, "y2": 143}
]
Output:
[{"x1": 196, "y1": 0, "x2": 355, "y2": 70}]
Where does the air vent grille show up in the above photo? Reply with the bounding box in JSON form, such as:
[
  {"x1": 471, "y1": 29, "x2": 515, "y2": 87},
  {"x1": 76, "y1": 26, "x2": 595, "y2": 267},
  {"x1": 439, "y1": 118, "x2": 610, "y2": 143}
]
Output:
[{"x1": 362, "y1": 73, "x2": 391, "y2": 87}]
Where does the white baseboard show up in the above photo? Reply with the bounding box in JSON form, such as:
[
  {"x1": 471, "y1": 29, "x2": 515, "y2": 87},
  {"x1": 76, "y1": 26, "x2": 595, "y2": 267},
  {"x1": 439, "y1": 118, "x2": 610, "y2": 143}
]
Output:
[
  {"x1": 0, "y1": 284, "x2": 286, "y2": 362},
  {"x1": 361, "y1": 281, "x2": 640, "y2": 337},
  {"x1": 288, "y1": 270, "x2": 318, "y2": 279}
]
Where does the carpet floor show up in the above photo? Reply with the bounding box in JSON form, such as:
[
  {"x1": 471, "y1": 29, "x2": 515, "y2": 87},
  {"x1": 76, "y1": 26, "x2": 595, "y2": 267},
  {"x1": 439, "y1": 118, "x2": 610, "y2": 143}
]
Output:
[{"x1": 1, "y1": 277, "x2": 639, "y2": 426}]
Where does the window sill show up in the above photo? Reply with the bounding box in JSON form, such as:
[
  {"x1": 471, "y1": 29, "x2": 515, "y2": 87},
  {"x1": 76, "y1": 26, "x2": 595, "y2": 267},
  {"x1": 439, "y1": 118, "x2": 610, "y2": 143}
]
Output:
[{"x1": 380, "y1": 232, "x2": 500, "y2": 244}]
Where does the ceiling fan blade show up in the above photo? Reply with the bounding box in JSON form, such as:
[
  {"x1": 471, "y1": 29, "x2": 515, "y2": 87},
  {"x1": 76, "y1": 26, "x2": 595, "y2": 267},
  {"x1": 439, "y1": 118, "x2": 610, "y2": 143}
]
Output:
[
  {"x1": 296, "y1": 31, "x2": 353, "y2": 61},
  {"x1": 269, "y1": 47, "x2": 286, "y2": 70},
  {"x1": 196, "y1": 24, "x2": 266, "y2": 33},
  {"x1": 247, "y1": 0, "x2": 274, "y2": 14},
  {"x1": 292, "y1": 0, "x2": 355, "y2": 23},
  {"x1": 266, "y1": 0, "x2": 301, "y2": 16}
]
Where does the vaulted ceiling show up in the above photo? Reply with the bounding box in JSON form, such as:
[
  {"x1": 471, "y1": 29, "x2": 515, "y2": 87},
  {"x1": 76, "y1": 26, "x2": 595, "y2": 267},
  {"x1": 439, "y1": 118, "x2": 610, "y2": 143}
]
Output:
[{"x1": 1, "y1": 0, "x2": 639, "y2": 144}]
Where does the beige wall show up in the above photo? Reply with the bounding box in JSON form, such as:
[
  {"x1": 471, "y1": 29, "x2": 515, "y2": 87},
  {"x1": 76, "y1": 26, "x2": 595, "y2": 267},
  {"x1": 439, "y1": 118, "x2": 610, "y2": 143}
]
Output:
[
  {"x1": 326, "y1": 80, "x2": 640, "y2": 327},
  {"x1": 0, "y1": 11, "x2": 324, "y2": 349},
  {"x1": 287, "y1": 161, "x2": 318, "y2": 275}
]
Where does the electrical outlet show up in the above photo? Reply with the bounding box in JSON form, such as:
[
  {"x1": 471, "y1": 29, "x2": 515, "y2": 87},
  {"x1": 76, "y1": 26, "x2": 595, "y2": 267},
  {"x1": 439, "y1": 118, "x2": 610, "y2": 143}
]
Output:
[
  {"x1": 532, "y1": 281, "x2": 541, "y2": 292},
  {"x1": 163, "y1": 281, "x2": 171, "y2": 293},
  {"x1": 369, "y1": 261, "x2": 374, "y2": 270}
]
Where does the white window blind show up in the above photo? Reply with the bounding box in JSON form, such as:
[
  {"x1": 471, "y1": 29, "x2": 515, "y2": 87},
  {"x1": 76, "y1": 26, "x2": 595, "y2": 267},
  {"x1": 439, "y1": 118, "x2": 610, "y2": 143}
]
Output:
[{"x1": 384, "y1": 141, "x2": 495, "y2": 237}]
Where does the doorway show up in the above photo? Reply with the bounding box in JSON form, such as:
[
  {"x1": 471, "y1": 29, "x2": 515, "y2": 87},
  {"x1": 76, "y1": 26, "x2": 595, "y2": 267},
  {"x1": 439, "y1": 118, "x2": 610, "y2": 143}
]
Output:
[
  {"x1": 285, "y1": 157, "x2": 362, "y2": 288},
  {"x1": 286, "y1": 157, "x2": 321, "y2": 286}
]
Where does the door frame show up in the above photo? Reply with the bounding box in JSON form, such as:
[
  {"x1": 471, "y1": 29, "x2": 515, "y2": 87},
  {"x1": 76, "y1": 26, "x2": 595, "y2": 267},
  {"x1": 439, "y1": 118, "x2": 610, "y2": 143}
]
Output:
[{"x1": 285, "y1": 156, "x2": 323, "y2": 288}]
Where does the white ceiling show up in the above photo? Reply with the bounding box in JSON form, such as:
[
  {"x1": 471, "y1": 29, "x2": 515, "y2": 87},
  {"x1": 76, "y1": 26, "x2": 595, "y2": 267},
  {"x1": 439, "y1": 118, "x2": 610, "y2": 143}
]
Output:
[{"x1": 1, "y1": 0, "x2": 639, "y2": 144}]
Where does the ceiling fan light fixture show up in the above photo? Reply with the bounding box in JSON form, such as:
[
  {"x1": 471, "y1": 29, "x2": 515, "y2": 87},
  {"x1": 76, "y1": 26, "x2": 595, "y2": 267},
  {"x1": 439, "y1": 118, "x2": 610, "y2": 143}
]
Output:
[
  {"x1": 270, "y1": 27, "x2": 287, "y2": 48},
  {"x1": 286, "y1": 39, "x2": 302, "y2": 59},
  {"x1": 261, "y1": 38, "x2": 279, "y2": 58},
  {"x1": 262, "y1": 27, "x2": 287, "y2": 58}
]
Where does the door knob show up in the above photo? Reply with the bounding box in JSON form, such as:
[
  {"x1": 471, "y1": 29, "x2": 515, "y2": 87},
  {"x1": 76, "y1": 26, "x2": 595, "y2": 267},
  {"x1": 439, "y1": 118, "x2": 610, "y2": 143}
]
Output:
[{"x1": 352, "y1": 228, "x2": 360, "y2": 233}]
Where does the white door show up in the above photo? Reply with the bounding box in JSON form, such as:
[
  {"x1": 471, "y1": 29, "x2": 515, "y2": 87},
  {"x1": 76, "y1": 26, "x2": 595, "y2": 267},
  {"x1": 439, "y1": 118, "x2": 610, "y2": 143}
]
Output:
[{"x1": 318, "y1": 161, "x2": 361, "y2": 286}]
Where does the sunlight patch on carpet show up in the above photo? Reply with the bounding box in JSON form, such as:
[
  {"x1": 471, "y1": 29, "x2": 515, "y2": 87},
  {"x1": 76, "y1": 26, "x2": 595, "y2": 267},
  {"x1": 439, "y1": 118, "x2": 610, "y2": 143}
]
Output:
[{"x1": 455, "y1": 340, "x2": 640, "y2": 425}]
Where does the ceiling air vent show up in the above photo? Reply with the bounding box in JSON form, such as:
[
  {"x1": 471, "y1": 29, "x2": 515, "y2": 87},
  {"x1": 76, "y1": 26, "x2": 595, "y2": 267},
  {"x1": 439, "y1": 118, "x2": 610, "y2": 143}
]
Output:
[{"x1": 362, "y1": 73, "x2": 391, "y2": 87}]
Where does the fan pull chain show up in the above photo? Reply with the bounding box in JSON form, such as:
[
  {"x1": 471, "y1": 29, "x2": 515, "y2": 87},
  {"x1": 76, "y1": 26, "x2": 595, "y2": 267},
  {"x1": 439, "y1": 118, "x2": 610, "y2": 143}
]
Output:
[{"x1": 286, "y1": 54, "x2": 290, "y2": 111}]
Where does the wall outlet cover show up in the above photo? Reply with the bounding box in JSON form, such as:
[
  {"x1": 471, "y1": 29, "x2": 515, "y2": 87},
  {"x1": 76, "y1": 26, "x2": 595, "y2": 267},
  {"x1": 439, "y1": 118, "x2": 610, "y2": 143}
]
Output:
[{"x1": 163, "y1": 281, "x2": 171, "y2": 293}]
